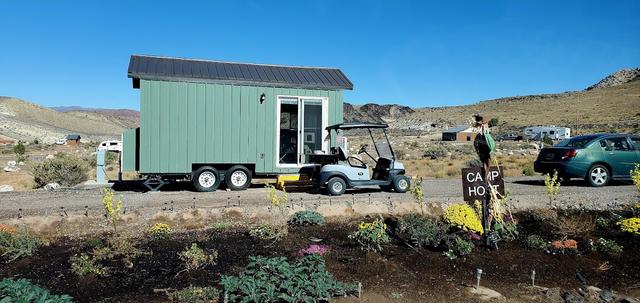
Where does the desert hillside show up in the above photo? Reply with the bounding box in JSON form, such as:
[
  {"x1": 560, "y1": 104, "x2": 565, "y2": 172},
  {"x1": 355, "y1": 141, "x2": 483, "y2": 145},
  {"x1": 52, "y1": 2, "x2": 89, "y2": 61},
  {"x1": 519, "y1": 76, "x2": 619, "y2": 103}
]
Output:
[
  {"x1": 0, "y1": 97, "x2": 139, "y2": 143},
  {"x1": 346, "y1": 68, "x2": 640, "y2": 134}
]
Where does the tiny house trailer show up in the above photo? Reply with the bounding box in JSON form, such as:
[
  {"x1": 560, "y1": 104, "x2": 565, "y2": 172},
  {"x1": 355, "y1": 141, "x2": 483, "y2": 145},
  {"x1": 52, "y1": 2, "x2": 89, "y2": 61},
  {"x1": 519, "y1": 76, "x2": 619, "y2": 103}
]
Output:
[
  {"x1": 523, "y1": 126, "x2": 571, "y2": 140},
  {"x1": 121, "y1": 55, "x2": 352, "y2": 191}
]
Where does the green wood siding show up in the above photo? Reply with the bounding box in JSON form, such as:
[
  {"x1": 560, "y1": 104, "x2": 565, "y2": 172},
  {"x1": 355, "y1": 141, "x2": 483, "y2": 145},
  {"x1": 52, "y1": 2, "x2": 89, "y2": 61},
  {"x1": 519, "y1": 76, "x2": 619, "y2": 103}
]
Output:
[
  {"x1": 138, "y1": 79, "x2": 344, "y2": 175},
  {"x1": 122, "y1": 128, "x2": 137, "y2": 171}
]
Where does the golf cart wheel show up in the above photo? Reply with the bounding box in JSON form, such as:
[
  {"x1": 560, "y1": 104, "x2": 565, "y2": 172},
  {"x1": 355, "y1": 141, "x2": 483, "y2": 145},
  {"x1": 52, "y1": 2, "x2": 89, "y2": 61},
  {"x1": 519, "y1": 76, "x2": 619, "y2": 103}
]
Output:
[
  {"x1": 192, "y1": 166, "x2": 221, "y2": 192},
  {"x1": 225, "y1": 165, "x2": 252, "y2": 191},
  {"x1": 586, "y1": 164, "x2": 610, "y2": 187},
  {"x1": 393, "y1": 175, "x2": 411, "y2": 193},
  {"x1": 327, "y1": 177, "x2": 346, "y2": 196}
]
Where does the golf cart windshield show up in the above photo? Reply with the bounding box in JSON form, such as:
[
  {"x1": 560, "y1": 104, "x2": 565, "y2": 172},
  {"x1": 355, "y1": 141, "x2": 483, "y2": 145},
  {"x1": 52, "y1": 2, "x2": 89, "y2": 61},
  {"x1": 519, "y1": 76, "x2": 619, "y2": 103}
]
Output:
[{"x1": 326, "y1": 123, "x2": 395, "y2": 161}]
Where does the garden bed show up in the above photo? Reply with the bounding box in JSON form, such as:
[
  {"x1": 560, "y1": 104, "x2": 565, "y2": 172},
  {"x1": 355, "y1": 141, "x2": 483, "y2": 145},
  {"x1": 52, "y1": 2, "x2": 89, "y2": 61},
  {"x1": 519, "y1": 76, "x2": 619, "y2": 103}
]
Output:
[{"x1": 1, "y1": 209, "x2": 639, "y2": 302}]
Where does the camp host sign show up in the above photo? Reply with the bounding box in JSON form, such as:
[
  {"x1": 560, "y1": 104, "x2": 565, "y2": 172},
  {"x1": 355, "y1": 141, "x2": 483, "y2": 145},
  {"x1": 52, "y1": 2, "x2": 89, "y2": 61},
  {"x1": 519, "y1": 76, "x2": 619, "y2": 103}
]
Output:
[{"x1": 461, "y1": 166, "x2": 505, "y2": 202}]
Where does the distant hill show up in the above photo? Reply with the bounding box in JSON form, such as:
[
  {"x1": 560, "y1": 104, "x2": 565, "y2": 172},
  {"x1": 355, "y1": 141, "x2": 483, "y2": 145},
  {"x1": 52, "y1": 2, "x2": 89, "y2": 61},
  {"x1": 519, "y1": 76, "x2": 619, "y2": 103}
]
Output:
[
  {"x1": 345, "y1": 67, "x2": 640, "y2": 134},
  {"x1": 0, "y1": 97, "x2": 139, "y2": 143}
]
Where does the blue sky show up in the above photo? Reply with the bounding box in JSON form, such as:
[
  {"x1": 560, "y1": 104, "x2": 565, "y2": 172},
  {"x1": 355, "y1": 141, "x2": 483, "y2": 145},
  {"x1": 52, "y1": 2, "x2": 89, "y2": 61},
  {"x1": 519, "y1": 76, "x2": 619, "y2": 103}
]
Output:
[{"x1": 0, "y1": 1, "x2": 638, "y2": 110}]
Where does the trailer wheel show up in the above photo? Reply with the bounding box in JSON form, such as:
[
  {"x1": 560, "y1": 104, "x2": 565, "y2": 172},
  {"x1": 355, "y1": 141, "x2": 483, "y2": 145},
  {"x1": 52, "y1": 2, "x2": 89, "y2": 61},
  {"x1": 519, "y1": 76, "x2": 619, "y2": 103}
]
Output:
[
  {"x1": 192, "y1": 166, "x2": 221, "y2": 192},
  {"x1": 225, "y1": 165, "x2": 252, "y2": 191},
  {"x1": 327, "y1": 177, "x2": 346, "y2": 196},
  {"x1": 392, "y1": 175, "x2": 410, "y2": 193}
]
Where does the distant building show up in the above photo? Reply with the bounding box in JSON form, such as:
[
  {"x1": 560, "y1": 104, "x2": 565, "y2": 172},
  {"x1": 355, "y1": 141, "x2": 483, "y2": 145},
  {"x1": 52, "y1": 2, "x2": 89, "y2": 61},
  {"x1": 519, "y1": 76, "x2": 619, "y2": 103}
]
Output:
[
  {"x1": 523, "y1": 126, "x2": 570, "y2": 141},
  {"x1": 442, "y1": 126, "x2": 477, "y2": 142},
  {"x1": 65, "y1": 134, "x2": 81, "y2": 146}
]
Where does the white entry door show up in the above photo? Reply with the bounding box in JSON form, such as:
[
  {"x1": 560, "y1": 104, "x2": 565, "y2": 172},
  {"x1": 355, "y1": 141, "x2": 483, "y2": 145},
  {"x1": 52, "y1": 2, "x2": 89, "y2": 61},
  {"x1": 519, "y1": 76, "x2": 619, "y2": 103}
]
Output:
[{"x1": 276, "y1": 96, "x2": 328, "y2": 167}]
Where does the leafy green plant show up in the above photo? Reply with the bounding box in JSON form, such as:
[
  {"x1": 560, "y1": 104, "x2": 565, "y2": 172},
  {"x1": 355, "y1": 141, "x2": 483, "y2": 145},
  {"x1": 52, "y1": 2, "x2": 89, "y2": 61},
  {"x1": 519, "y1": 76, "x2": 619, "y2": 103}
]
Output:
[
  {"x1": 220, "y1": 255, "x2": 357, "y2": 302},
  {"x1": 410, "y1": 177, "x2": 425, "y2": 215},
  {"x1": 349, "y1": 218, "x2": 390, "y2": 253},
  {"x1": 443, "y1": 235, "x2": 473, "y2": 259},
  {"x1": 525, "y1": 234, "x2": 547, "y2": 250},
  {"x1": 544, "y1": 170, "x2": 561, "y2": 207},
  {"x1": 397, "y1": 214, "x2": 449, "y2": 249},
  {"x1": 288, "y1": 210, "x2": 325, "y2": 226},
  {"x1": 69, "y1": 253, "x2": 108, "y2": 277},
  {"x1": 589, "y1": 238, "x2": 623, "y2": 254},
  {"x1": 178, "y1": 243, "x2": 217, "y2": 272},
  {"x1": 248, "y1": 224, "x2": 278, "y2": 240},
  {"x1": 492, "y1": 221, "x2": 519, "y2": 242},
  {"x1": 30, "y1": 153, "x2": 88, "y2": 187},
  {"x1": 84, "y1": 238, "x2": 103, "y2": 248},
  {"x1": 0, "y1": 227, "x2": 46, "y2": 263},
  {"x1": 168, "y1": 286, "x2": 219, "y2": 303},
  {"x1": 211, "y1": 222, "x2": 233, "y2": 231},
  {"x1": 0, "y1": 278, "x2": 73, "y2": 302},
  {"x1": 101, "y1": 188, "x2": 123, "y2": 234},
  {"x1": 91, "y1": 237, "x2": 147, "y2": 269}
]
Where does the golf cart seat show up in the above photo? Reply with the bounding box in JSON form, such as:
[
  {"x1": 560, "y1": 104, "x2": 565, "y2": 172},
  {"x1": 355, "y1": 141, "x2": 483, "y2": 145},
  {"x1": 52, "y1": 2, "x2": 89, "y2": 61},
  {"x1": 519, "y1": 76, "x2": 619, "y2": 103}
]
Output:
[
  {"x1": 338, "y1": 146, "x2": 366, "y2": 169},
  {"x1": 372, "y1": 157, "x2": 392, "y2": 180}
]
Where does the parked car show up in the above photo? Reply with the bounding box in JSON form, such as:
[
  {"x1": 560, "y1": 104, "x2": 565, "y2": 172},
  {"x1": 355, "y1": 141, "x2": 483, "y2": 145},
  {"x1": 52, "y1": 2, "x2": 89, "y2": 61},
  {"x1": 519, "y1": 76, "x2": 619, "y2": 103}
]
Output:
[
  {"x1": 97, "y1": 140, "x2": 122, "y2": 152},
  {"x1": 497, "y1": 134, "x2": 523, "y2": 141},
  {"x1": 55, "y1": 138, "x2": 66, "y2": 145},
  {"x1": 534, "y1": 134, "x2": 640, "y2": 187}
]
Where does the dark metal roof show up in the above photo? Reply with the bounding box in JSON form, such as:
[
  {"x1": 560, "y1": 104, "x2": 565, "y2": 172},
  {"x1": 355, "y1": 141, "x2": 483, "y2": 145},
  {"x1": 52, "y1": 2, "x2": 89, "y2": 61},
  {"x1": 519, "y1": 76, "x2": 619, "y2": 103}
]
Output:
[
  {"x1": 66, "y1": 134, "x2": 81, "y2": 140},
  {"x1": 128, "y1": 55, "x2": 353, "y2": 90},
  {"x1": 442, "y1": 126, "x2": 471, "y2": 134},
  {"x1": 326, "y1": 122, "x2": 389, "y2": 130}
]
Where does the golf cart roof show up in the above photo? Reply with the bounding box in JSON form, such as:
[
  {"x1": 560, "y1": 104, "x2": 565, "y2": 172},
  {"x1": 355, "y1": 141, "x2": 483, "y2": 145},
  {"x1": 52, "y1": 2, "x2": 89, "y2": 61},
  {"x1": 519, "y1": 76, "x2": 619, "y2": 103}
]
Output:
[{"x1": 326, "y1": 122, "x2": 389, "y2": 130}]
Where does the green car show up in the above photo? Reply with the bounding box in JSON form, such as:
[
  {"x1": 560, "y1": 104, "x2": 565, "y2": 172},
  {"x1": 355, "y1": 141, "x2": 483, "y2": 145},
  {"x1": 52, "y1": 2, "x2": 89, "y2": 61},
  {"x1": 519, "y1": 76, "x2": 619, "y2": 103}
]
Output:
[{"x1": 534, "y1": 134, "x2": 640, "y2": 187}]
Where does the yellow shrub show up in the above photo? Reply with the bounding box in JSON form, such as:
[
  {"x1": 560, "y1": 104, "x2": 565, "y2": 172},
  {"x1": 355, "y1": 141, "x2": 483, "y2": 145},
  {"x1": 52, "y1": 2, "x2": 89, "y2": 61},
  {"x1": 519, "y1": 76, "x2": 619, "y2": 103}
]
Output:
[
  {"x1": 631, "y1": 164, "x2": 640, "y2": 192},
  {"x1": 443, "y1": 203, "x2": 484, "y2": 235},
  {"x1": 618, "y1": 217, "x2": 640, "y2": 235},
  {"x1": 148, "y1": 223, "x2": 172, "y2": 238}
]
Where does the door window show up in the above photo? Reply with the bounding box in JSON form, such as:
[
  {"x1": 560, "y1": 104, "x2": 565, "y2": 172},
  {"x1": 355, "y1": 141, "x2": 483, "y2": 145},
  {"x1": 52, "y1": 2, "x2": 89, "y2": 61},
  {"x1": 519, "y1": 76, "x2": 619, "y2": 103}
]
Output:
[
  {"x1": 630, "y1": 137, "x2": 640, "y2": 150},
  {"x1": 277, "y1": 96, "x2": 327, "y2": 166},
  {"x1": 278, "y1": 98, "x2": 298, "y2": 165}
]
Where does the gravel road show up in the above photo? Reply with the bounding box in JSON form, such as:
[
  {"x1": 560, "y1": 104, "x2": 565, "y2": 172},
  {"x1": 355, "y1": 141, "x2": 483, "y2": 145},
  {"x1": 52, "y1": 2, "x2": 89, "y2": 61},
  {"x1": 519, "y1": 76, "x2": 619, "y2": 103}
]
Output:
[{"x1": 0, "y1": 176, "x2": 637, "y2": 220}]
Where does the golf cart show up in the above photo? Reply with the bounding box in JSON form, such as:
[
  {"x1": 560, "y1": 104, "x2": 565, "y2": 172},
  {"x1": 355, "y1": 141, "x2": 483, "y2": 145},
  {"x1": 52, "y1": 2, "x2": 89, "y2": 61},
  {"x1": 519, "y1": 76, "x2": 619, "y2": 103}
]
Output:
[{"x1": 314, "y1": 122, "x2": 411, "y2": 196}]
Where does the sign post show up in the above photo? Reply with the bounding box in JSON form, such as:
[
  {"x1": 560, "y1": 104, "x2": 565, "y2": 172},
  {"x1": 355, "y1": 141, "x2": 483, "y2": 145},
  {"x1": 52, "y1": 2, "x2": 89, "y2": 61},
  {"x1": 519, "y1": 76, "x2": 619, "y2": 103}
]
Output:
[{"x1": 461, "y1": 166, "x2": 504, "y2": 247}]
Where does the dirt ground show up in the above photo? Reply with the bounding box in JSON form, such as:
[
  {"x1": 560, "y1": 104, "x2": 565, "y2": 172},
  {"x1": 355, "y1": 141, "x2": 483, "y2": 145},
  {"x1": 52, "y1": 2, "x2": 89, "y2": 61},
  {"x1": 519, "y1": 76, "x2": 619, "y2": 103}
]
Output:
[{"x1": 1, "y1": 211, "x2": 639, "y2": 303}]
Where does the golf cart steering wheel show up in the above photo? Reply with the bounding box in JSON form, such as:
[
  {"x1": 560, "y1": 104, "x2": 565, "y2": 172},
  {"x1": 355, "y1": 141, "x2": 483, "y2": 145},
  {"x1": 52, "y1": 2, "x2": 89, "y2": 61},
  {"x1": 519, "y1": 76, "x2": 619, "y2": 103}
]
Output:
[{"x1": 358, "y1": 144, "x2": 369, "y2": 154}]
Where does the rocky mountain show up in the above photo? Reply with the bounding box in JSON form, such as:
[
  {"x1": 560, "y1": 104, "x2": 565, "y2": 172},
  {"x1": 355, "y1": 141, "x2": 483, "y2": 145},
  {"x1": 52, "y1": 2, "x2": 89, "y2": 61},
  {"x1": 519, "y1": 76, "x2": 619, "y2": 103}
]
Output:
[
  {"x1": 585, "y1": 68, "x2": 640, "y2": 91},
  {"x1": 0, "y1": 97, "x2": 139, "y2": 143},
  {"x1": 343, "y1": 103, "x2": 414, "y2": 124}
]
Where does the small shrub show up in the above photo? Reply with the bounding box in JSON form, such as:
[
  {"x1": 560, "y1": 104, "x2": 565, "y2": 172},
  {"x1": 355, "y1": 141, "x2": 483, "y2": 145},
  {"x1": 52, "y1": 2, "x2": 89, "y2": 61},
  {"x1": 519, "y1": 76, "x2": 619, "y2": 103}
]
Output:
[
  {"x1": 424, "y1": 144, "x2": 448, "y2": 160},
  {"x1": 248, "y1": 224, "x2": 278, "y2": 240},
  {"x1": 91, "y1": 237, "x2": 146, "y2": 268},
  {"x1": 69, "y1": 253, "x2": 108, "y2": 277},
  {"x1": 220, "y1": 255, "x2": 357, "y2": 302},
  {"x1": 596, "y1": 217, "x2": 610, "y2": 229},
  {"x1": 349, "y1": 218, "x2": 390, "y2": 252},
  {"x1": 397, "y1": 214, "x2": 449, "y2": 249},
  {"x1": 525, "y1": 234, "x2": 547, "y2": 250},
  {"x1": 211, "y1": 222, "x2": 233, "y2": 231},
  {"x1": 493, "y1": 220, "x2": 519, "y2": 242},
  {"x1": 31, "y1": 153, "x2": 88, "y2": 187},
  {"x1": 168, "y1": 286, "x2": 219, "y2": 303},
  {"x1": 0, "y1": 224, "x2": 17, "y2": 234},
  {"x1": 84, "y1": 238, "x2": 103, "y2": 248},
  {"x1": 443, "y1": 203, "x2": 484, "y2": 235},
  {"x1": 465, "y1": 158, "x2": 482, "y2": 168},
  {"x1": 443, "y1": 235, "x2": 473, "y2": 259},
  {"x1": 12, "y1": 141, "x2": 27, "y2": 163},
  {"x1": 101, "y1": 188, "x2": 123, "y2": 234},
  {"x1": 546, "y1": 239, "x2": 578, "y2": 255},
  {"x1": 296, "y1": 244, "x2": 331, "y2": 257},
  {"x1": 631, "y1": 163, "x2": 640, "y2": 192},
  {"x1": 0, "y1": 227, "x2": 46, "y2": 263},
  {"x1": 178, "y1": 243, "x2": 217, "y2": 272},
  {"x1": 410, "y1": 178, "x2": 425, "y2": 215},
  {"x1": 148, "y1": 223, "x2": 172, "y2": 239},
  {"x1": 617, "y1": 217, "x2": 640, "y2": 236},
  {"x1": 0, "y1": 278, "x2": 73, "y2": 302},
  {"x1": 589, "y1": 238, "x2": 623, "y2": 254},
  {"x1": 542, "y1": 134, "x2": 554, "y2": 147},
  {"x1": 288, "y1": 210, "x2": 325, "y2": 226},
  {"x1": 544, "y1": 171, "x2": 561, "y2": 207},
  {"x1": 522, "y1": 165, "x2": 535, "y2": 176}
]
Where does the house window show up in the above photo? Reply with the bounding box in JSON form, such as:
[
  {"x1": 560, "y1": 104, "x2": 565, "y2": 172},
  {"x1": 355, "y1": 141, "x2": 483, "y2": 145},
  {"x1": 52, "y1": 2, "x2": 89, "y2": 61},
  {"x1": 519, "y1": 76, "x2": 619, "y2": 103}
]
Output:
[{"x1": 276, "y1": 96, "x2": 328, "y2": 167}]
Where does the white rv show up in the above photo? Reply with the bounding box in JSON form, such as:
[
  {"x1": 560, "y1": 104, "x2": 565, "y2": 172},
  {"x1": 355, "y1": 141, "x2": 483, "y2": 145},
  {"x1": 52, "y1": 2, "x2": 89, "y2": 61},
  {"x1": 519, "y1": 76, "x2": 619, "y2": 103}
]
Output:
[{"x1": 523, "y1": 126, "x2": 571, "y2": 140}]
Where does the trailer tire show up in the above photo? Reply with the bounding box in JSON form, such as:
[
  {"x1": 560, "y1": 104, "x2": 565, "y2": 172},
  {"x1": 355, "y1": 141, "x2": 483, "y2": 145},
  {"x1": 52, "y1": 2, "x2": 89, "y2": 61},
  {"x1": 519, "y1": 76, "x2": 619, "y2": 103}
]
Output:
[
  {"x1": 327, "y1": 177, "x2": 347, "y2": 196},
  {"x1": 392, "y1": 175, "x2": 410, "y2": 193},
  {"x1": 192, "y1": 166, "x2": 221, "y2": 192},
  {"x1": 225, "y1": 165, "x2": 252, "y2": 191}
]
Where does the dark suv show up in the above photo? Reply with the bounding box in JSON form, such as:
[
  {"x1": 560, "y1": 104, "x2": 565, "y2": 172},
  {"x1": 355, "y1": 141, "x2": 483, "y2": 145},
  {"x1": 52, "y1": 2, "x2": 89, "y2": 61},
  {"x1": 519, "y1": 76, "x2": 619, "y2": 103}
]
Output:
[{"x1": 534, "y1": 134, "x2": 640, "y2": 187}]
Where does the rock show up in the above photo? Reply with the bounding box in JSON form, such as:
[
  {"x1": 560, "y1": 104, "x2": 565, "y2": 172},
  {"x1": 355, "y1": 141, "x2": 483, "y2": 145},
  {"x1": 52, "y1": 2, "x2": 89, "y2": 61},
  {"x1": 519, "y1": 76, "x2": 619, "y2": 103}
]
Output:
[
  {"x1": 467, "y1": 286, "x2": 505, "y2": 301},
  {"x1": 598, "y1": 289, "x2": 614, "y2": 302},
  {"x1": 17, "y1": 161, "x2": 25, "y2": 166},
  {"x1": 0, "y1": 185, "x2": 14, "y2": 192},
  {"x1": 6, "y1": 161, "x2": 16, "y2": 167},
  {"x1": 562, "y1": 291, "x2": 584, "y2": 303},
  {"x1": 544, "y1": 288, "x2": 564, "y2": 302},
  {"x1": 3, "y1": 165, "x2": 19, "y2": 172},
  {"x1": 45, "y1": 154, "x2": 54, "y2": 159},
  {"x1": 44, "y1": 183, "x2": 60, "y2": 191}
]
